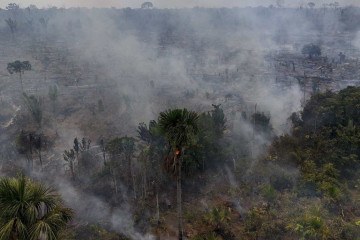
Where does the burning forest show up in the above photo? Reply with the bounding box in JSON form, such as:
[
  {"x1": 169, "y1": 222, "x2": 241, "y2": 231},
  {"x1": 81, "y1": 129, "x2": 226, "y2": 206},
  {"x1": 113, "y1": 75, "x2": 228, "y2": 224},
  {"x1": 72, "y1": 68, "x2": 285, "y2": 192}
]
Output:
[{"x1": 0, "y1": 1, "x2": 359, "y2": 239}]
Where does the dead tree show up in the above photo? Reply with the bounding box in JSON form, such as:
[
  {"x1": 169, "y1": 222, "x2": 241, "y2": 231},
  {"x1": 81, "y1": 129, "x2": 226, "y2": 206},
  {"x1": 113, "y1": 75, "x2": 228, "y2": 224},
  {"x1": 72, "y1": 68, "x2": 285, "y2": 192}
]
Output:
[
  {"x1": 5, "y1": 18, "x2": 17, "y2": 40},
  {"x1": 63, "y1": 149, "x2": 76, "y2": 180}
]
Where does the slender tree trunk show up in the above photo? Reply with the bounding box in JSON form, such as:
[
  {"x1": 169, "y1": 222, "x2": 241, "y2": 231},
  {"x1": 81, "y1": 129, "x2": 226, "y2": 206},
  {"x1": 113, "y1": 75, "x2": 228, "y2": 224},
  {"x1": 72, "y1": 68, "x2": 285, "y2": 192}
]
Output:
[
  {"x1": 109, "y1": 163, "x2": 118, "y2": 197},
  {"x1": 26, "y1": 154, "x2": 32, "y2": 173},
  {"x1": 52, "y1": 101, "x2": 56, "y2": 116},
  {"x1": 19, "y1": 72, "x2": 23, "y2": 92},
  {"x1": 38, "y1": 151, "x2": 42, "y2": 169},
  {"x1": 132, "y1": 163, "x2": 137, "y2": 199},
  {"x1": 31, "y1": 155, "x2": 34, "y2": 172},
  {"x1": 126, "y1": 154, "x2": 137, "y2": 199},
  {"x1": 75, "y1": 152, "x2": 79, "y2": 175},
  {"x1": 113, "y1": 175, "x2": 118, "y2": 197},
  {"x1": 156, "y1": 191, "x2": 160, "y2": 225},
  {"x1": 127, "y1": 155, "x2": 132, "y2": 187},
  {"x1": 29, "y1": 142, "x2": 33, "y2": 172},
  {"x1": 38, "y1": 135, "x2": 43, "y2": 170},
  {"x1": 202, "y1": 157, "x2": 205, "y2": 171},
  {"x1": 70, "y1": 160, "x2": 75, "y2": 180},
  {"x1": 143, "y1": 161, "x2": 147, "y2": 199},
  {"x1": 177, "y1": 156, "x2": 183, "y2": 240},
  {"x1": 102, "y1": 151, "x2": 106, "y2": 166}
]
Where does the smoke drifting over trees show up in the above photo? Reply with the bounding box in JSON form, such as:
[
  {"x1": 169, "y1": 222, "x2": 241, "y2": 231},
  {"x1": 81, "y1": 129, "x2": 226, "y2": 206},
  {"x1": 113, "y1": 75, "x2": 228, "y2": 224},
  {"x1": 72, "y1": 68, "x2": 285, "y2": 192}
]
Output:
[{"x1": 0, "y1": 2, "x2": 359, "y2": 239}]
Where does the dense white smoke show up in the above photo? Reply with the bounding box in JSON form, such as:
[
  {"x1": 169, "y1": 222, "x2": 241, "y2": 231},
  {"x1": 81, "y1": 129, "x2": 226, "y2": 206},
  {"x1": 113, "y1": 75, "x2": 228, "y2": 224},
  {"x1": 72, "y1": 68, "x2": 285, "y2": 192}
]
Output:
[{"x1": 56, "y1": 178, "x2": 154, "y2": 239}]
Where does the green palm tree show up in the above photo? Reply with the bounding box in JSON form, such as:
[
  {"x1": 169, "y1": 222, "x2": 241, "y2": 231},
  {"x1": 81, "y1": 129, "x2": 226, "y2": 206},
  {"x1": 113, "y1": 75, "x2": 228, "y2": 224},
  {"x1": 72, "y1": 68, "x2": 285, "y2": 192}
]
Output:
[
  {"x1": 158, "y1": 108, "x2": 199, "y2": 240},
  {"x1": 0, "y1": 176, "x2": 73, "y2": 240}
]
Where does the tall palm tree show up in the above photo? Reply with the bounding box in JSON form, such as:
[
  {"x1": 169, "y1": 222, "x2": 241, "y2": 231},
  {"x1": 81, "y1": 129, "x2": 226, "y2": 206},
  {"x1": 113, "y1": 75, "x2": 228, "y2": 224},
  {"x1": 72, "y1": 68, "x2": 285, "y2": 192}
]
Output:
[
  {"x1": 158, "y1": 108, "x2": 199, "y2": 240},
  {"x1": 0, "y1": 176, "x2": 73, "y2": 240}
]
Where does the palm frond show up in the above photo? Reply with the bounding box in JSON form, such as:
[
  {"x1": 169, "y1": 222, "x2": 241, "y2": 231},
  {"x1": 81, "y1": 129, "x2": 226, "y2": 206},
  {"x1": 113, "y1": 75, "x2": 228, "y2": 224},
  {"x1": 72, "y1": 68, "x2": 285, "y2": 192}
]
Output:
[
  {"x1": 0, "y1": 219, "x2": 15, "y2": 240},
  {"x1": 158, "y1": 108, "x2": 199, "y2": 149},
  {"x1": 0, "y1": 176, "x2": 73, "y2": 240}
]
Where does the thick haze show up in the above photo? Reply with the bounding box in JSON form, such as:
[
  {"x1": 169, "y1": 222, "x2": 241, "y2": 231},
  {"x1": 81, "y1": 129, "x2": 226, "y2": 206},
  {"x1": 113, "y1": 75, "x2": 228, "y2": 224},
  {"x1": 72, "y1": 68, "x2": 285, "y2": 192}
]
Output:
[
  {"x1": 0, "y1": 1, "x2": 359, "y2": 238},
  {"x1": 1, "y1": 0, "x2": 360, "y2": 8}
]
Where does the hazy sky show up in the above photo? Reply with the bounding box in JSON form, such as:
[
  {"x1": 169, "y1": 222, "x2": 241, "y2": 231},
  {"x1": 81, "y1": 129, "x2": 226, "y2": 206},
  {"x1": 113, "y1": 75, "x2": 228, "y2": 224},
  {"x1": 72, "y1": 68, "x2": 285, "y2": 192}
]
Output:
[{"x1": 0, "y1": 0, "x2": 359, "y2": 9}]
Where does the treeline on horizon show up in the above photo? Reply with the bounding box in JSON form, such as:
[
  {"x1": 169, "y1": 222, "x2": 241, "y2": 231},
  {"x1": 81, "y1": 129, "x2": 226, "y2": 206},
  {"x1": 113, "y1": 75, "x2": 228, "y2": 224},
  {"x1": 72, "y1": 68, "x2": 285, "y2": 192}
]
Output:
[{"x1": 2, "y1": 4, "x2": 360, "y2": 34}]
